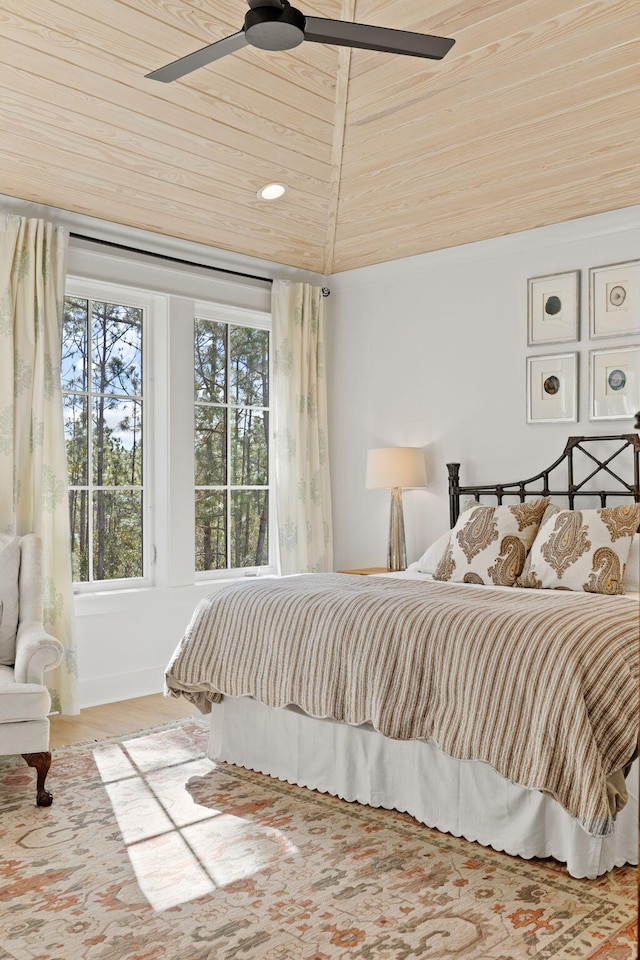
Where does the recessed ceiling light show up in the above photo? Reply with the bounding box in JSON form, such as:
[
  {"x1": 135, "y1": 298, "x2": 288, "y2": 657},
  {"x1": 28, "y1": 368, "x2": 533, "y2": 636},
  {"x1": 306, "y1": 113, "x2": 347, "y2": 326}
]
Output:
[{"x1": 257, "y1": 182, "x2": 287, "y2": 200}]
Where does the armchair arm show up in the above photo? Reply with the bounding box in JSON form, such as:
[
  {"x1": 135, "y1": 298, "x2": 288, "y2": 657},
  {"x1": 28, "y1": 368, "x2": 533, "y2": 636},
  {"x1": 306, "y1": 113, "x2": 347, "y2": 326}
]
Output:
[{"x1": 14, "y1": 620, "x2": 64, "y2": 686}]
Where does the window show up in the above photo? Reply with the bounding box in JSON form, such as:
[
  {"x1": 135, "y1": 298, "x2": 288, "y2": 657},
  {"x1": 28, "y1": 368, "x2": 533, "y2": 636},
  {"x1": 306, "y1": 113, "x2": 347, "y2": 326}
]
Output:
[
  {"x1": 194, "y1": 314, "x2": 270, "y2": 572},
  {"x1": 62, "y1": 290, "x2": 145, "y2": 585},
  {"x1": 62, "y1": 268, "x2": 273, "y2": 593}
]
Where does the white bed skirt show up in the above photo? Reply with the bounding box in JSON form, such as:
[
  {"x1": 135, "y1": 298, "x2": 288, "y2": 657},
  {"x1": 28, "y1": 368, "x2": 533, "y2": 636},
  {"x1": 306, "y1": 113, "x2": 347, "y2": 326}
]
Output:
[{"x1": 208, "y1": 696, "x2": 638, "y2": 880}]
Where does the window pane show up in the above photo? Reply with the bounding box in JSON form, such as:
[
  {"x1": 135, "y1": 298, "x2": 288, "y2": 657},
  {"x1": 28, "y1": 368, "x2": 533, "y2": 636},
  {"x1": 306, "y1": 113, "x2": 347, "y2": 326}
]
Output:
[
  {"x1": 92, "y1": 398, "x2": 143, "y2": 486},
  {"x1": 92, "y1": 301, "x2": 143, "y2": 397},
  {"x1": 64, "y1": 394, "x2": 88, "y2": 486},
  {"x1": 69, "y1": 490, "x2": 89, "y2": 582},
  {"x1": 231, "y1": 408, "x2": 268, "y2": 486},
  {"x1": 93, "y1": 491, "x2": 143, "y2": 580},
  {"x1": 195, "y1": 406, "x2": 226, "y2": 485},
  {"x1": 62, "y1": 297, "x2": 88, "y2": 392},
  {"x1": 230, "y1": 326, "x2": 269, "y2": 406},
  {"x1": 194, "y1": 317, "x2": 270, "y2": 574},
  {"x1": 195, "y1": 319, "x2": 226, "y2": 403},
  {"x1": 195, "y1": 491, "x2": 227, "y2": 571},
  {"x1": 231, "y1": 490, "x2": 268, "y2": 567}
]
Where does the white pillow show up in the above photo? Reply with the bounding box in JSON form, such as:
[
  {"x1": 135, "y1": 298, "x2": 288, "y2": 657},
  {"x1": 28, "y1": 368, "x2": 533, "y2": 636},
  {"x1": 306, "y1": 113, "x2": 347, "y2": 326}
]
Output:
[
  {"x1": 623, "y1": 533, "x2": 640, "y2": 592},
  {"x1": 415, "y1": 499, "x2": 478, "y2": 574},
  {"x1": 416, "y1": 531, "x2": 451, "y2": 574},
  {"x1": 0, "y1": 535, "x2": 20, "y2": 665}
]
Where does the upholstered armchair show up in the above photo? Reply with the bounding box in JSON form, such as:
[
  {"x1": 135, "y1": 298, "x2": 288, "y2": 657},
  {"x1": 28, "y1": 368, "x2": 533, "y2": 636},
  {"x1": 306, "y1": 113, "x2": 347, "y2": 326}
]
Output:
[{"x1": 0, "y1": 533, "x2": 63, "y2": 805}]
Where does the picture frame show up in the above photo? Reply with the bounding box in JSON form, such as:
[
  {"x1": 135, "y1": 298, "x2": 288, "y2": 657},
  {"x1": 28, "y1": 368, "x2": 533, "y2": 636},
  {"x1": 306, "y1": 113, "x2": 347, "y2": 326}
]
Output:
[
  {"x1": 527, "y1": 270, "x2": 579, "y2": 346},
  {"x1": 589, "y1": 259, "x2": 640, "y2": 339},
  {"x1": 589, "y1": 345, "x2": 640, "y2": 420},
  {"x1": 527, "y1": 353, "x2": 578, "y2": 423}
]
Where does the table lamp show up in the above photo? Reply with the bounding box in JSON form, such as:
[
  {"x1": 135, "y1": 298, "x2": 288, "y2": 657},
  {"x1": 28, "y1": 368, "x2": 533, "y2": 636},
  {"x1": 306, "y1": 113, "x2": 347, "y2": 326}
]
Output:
[{"x1": 365, "y1": 447, "x2": 427, "y2": 571}]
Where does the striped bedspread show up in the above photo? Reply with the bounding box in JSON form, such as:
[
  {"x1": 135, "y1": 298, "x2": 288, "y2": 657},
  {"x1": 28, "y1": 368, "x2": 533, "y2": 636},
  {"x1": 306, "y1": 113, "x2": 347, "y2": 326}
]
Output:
[{"x1": 165, "y1": 573, "x2": 639, "y2": 837}]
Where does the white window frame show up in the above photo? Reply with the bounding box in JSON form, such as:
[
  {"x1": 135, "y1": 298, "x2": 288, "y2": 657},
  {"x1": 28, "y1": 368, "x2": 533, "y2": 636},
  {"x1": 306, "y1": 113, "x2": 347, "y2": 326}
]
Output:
[
  {"x1": 193, "y1": 301, "x2": 276, "y2": 581},
  {"x1": 64, "y1": 276, "x2": 167, "y2": 594},
  {"x1": 64, "y1": 278, "x2": 275, "y2": 596}
]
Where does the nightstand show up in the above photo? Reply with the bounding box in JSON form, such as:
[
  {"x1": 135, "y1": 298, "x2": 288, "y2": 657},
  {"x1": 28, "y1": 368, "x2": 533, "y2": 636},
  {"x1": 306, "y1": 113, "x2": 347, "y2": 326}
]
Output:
[{"x1": 338, "y1": 567, "x2": 390, "y2": 576}]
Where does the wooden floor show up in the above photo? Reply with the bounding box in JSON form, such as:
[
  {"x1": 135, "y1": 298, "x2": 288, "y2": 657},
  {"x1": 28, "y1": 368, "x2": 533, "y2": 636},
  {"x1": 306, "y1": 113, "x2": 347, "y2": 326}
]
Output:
[{"x1": 49, "y1": 693, "x2": 195, "y2": 748}]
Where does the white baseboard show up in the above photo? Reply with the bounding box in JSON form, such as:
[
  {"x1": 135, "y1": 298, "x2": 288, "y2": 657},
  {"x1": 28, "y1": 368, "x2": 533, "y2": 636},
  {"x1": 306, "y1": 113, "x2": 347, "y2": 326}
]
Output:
[{"x1": 78, "y1": 665, "x2": 166, "y2": 709}]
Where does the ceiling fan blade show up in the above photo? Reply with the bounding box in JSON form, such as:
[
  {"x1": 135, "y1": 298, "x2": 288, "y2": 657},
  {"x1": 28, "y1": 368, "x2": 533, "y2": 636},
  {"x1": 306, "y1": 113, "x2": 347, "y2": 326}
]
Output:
[
  {"x1": 146, "y1": 30, "x2": 248, "y2": 82},
  {"x1": 303, "y1": 17, "x2": 455, "y2": 60}
]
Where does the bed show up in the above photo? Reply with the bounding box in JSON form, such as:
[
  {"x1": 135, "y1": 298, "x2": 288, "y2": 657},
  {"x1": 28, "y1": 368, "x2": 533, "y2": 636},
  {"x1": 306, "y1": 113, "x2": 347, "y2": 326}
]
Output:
[{"x1": 166, "y1": 434, "x2": 640, "y2": 879}]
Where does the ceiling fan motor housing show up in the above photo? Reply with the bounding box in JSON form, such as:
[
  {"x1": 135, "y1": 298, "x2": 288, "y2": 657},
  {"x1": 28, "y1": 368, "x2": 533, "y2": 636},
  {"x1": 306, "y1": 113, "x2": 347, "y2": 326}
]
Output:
[{"x1": 244, "y1": 4, "x2": 306, "y2": 50}]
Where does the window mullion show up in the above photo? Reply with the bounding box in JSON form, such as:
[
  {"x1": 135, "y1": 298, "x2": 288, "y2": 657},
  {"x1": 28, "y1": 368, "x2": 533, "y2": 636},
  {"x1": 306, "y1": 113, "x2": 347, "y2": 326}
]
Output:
[
  {"x1": 87, "y1": 299, "x2": 94, "y2": 583},
  {"x1": 226, "y1": 325, "x2": 232, "y2": 570}
]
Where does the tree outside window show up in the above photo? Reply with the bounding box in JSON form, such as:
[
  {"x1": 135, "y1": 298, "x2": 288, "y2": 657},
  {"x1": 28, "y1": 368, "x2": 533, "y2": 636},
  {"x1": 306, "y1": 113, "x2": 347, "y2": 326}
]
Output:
[
  {"x1": 194, "y1": 318, "x2": 269, "y2": 571},
  {"x1": 62, "y1": 297, "x2": 144, "y2": 583}
]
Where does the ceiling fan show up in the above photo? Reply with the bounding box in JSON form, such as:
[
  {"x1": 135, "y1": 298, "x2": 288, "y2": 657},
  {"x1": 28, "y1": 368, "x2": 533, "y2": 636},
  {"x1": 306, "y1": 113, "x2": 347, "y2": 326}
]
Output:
[{"x1": 146, "y1": 0, "x2": 455, "y2": 83}]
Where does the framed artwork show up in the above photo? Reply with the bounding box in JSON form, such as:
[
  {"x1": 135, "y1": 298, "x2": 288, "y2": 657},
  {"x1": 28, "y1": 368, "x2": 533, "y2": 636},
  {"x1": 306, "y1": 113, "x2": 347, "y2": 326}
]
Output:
[
  {"x1": 589, "y1": 345, "x2": 640, "y2": 420},
  {"x1": 527, "y1": 270, "x2": 579, "y2": 346},
  {"x1": 589, "y1": 259, "x2": 640, "y2": 339},
  {"x1": 527, "y1": 353, "x2": 577, "y2": 423}
]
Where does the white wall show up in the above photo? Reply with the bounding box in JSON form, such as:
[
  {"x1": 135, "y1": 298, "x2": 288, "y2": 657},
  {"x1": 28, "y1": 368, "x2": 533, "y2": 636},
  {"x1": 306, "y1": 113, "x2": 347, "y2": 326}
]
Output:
[{"x1": 326, "y1": 205, "x2": 640, "y2": 571}]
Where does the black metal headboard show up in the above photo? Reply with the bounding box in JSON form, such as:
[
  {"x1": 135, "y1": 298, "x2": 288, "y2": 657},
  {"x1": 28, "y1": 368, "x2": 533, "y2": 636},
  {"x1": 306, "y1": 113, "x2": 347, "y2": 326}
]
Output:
[{"x1": 447, "y1": 434, "x2": 640, "y2": 528}]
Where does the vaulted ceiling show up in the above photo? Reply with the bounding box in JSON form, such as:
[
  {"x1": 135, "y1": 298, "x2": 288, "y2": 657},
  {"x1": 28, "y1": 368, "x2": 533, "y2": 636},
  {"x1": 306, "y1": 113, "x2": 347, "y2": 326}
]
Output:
[{"x1": 1, "y1": 1, "x2": 638, "y2": 274}]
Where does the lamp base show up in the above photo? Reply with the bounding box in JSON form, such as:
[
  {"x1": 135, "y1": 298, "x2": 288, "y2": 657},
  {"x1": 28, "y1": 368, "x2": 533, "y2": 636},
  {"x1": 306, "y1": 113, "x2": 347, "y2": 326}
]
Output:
[{"x1": 388, "y1": 487, "x2": 407, "y2": 571}]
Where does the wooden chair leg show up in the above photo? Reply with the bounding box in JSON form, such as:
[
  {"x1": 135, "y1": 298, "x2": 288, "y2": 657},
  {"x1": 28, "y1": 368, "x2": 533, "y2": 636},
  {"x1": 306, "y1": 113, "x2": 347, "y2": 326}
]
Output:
[{"x1": 22, "y1": 751, "x2": 53, "y2": 806}]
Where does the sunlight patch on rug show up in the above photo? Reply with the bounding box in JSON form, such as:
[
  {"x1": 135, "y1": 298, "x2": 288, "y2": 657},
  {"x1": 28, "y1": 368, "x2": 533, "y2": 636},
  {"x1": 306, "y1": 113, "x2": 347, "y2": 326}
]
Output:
[
  {"x1": 0, "y1": 718, "x2": 636, "y2": 960},
  {"x1": 92, "y1": 729, "x2": 298, "y2": 910}
]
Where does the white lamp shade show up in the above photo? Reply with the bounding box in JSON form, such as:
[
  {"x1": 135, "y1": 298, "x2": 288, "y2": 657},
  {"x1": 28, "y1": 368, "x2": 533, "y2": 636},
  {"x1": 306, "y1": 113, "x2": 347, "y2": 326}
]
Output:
[{"x1": 365, "y1": 447, "x2": 427, "y2": 490}]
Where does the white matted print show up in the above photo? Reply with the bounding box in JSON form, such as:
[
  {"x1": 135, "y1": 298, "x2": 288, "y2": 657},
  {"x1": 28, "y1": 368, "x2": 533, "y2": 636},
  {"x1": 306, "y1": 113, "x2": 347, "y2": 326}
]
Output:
[
  {"x1": 590, "y1": 345, "x2": 640, "y2": 420},
  {"x1": 527, "y1": 353, "x2": 577, "y2": 423},
  {"x1": 589, "y1": 260, "x2": 640, "y2": 339},
  {"x1": 527, "y1": 271, "x2": 579, "y2": 346}
]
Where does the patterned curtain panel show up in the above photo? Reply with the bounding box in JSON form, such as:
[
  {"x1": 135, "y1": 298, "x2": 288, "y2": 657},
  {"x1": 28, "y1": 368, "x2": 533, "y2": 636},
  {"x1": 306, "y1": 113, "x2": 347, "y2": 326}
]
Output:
[
  {"x1": 272, "y1": 280, "x2": 333, "y2": 574},
  {"x1": 0, "y1": 214, "x2": 78, "y2": 714}
]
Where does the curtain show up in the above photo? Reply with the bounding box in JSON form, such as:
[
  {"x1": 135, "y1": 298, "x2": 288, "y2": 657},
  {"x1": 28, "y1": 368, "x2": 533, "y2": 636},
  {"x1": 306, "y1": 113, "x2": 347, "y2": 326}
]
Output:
[
  {"x1": 272, "y1": 280, "x2": 333, "y2": 574},
  {"x1": 0, "y1": 214, "x2": 78, "y2": 714}
]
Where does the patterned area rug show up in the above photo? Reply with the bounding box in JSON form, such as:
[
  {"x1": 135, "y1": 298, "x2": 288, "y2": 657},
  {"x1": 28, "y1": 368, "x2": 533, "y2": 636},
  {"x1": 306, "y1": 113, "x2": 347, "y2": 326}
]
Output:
[{"x1": 0, "y1": 719, "x2": 636, "y2": 960}]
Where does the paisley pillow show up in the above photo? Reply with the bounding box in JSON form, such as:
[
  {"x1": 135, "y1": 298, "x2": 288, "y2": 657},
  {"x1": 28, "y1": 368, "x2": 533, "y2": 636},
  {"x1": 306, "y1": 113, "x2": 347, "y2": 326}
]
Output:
[
  {"x1": 433, "y1": 498, "x2": 549, "y2": 587},
  {"x1": 517, "y1": 502, "x2": 640, "y2": 595}
]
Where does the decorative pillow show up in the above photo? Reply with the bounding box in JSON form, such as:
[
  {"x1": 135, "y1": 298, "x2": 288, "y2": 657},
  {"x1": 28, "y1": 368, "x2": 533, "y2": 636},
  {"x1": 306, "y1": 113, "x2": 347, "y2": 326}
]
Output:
[
  {"x1": 0, "y1": 534, "x2": 21, "y2": 666},
  {"x1": 517, "y1": 503, "x2": 640, "y2": 595},
  {"x1": 416, "y1": 531, "x2": 451, "y2": 575},
  {"x1": 415, "y1": 498, "x2": 479, "y2": 574},
  {"x1": 433, "y1": 498, "x2": 549, "y2": 587},
  {"x1": 623, "y1": 533, "x2": 640, "y2": 593}
]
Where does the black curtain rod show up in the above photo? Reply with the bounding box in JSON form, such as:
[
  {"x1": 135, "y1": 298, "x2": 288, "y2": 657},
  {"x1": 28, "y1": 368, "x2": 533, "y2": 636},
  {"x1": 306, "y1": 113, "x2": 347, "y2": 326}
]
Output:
[{"x1": 69, "y1": 232, "x2": 273, "y2": 286}]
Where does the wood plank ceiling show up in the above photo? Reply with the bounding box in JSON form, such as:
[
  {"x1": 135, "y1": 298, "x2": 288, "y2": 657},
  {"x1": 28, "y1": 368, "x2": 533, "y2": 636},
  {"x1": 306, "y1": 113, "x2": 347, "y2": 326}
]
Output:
[{"x1": 0, "y1": 0, "x2": 638, "y2": 275}]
